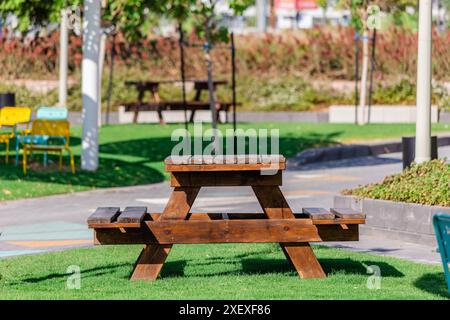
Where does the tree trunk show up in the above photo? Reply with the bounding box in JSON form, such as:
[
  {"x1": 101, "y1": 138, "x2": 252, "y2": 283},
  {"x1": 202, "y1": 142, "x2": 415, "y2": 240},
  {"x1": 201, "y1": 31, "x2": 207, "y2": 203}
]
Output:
[
  {"x1": 59, "y1": 9, "x2": 68, "y2": 108},
  {"x1": 81, "y1": 0, "x2": 100, "y2": 171},
  {"x1": 204, "y1": 43, "x2": 220, "y2": 153},
  {"x1": 269, "y1": 0, "x2": 277, "y2": 29},
  {"x1": 105, "y1": 34, "x2": 116, "y2": 126},
  {"x1": 98, "y1": 32, "x2": 107, "y2": 127},
  {"x1": 322, "y1": 5, "x2": 328, "y2": 25},
  {"x1": 358, "y1": 26, "x2": 370, "y2": 125}
]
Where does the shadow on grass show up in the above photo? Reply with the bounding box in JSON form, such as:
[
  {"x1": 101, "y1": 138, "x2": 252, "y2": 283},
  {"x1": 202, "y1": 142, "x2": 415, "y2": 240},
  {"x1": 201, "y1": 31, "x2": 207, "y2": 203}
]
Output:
[
  {"x1": 0, "y1": 129, "x2": 342, "y2": 192},
  {"x1": 17, "y1": 263, "x2": 130, "y2": 284},
  {"x1": 99, "y1": 132, "x2": 342, "y2": 160},
  {"x1": 239, "y1": 258, "x2": 404, "y2": 277},
  {"x1": 160, "y1": 260, "x2": 188, "y2": 278},
  {"x1": 288, "y1": 156, "x2": 402, "y2": 172},
  {"x1": 414, "y1": 272, "x2": 450, "y2": 299},
  {"x1": 0, "y1": 155, "x2": 165, "y2": 189},
  {"x1": 158, "y1": 257, "x2": 404, "y2": 279}
]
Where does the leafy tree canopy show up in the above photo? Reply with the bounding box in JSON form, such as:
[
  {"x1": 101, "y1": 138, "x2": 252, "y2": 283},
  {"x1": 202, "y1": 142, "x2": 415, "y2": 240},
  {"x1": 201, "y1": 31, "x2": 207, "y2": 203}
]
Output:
[
  {"x1": 338, "y1": 0, "x2": 417, "y2": 31},
  {"x1": 0, "y1": 0, "x2": 254, "y2": 42}
]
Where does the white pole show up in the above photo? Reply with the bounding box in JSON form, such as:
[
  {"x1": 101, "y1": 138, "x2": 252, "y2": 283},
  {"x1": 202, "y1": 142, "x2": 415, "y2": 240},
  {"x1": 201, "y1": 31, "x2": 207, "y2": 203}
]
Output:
[
  {"x1": 415, "y1": 0, "x2": 433, "y2": 163},
  {"x1": 256, "y1": 0, "x2": 267, "y2": 33},
  {"x1": 59, "y1": 9, "x2": 68, "y2": 107},
  {"x1": 81, "y1": 0, "x2": 101, "y2": 171},
  {"x1": 358, "y1": 28, "x2": 369, "y2": 125}
]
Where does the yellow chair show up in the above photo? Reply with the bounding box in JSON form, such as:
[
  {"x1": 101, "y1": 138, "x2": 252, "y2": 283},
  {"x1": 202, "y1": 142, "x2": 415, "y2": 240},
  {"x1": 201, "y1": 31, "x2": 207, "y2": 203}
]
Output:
[
  {"x1": 22, "y1": 120, "x2": 75, "y2": 175},
  {"x1": 0, "y1": 107, "x2": 31, "y2": 163}
]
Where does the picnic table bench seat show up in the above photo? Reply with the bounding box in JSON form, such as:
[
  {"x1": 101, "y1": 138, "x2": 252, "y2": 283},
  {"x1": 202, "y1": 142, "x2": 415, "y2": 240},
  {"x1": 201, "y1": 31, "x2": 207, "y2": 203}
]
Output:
[
  {"x1": 121, "y1": 101, "x2": 238, "y2": 123},
  {"x1": 122, "y1": 101, "x2": 235, "y2": 112},
  {"x1": 123, "y1": 79, "x2": 237, "y2": 124}
]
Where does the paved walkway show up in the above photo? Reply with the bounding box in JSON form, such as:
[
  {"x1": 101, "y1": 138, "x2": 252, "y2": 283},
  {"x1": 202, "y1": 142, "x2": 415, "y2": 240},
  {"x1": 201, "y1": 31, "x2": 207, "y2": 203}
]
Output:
[{"x1": 1, "y1": 146, "x2": 449, "y2": 264}]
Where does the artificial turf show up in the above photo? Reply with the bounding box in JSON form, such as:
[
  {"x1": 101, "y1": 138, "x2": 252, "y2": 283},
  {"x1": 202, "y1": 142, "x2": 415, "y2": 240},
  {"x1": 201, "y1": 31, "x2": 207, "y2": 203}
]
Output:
[{"x1": 0, "y1": 243, "x2": 448, "y2": 300}]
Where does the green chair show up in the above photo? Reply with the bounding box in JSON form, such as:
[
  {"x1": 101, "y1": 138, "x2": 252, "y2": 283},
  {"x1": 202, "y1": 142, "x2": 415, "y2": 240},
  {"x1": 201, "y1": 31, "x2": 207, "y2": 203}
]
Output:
[
  {"x1": 16, "y1": 106, "x2": 68, "y2": 166},
  {"x1": 433, "y1": 213, "x2": 450, "y2": 294}
]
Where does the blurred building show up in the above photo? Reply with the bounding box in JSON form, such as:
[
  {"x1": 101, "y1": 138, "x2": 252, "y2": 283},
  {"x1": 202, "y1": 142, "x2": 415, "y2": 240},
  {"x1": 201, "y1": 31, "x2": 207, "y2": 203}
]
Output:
[
  {"x1": 217, "y1": 0, "x2": 351, "y2": 33},
  {"x1": 274, "y1": 0, "x2": 351, "y2": 29}
]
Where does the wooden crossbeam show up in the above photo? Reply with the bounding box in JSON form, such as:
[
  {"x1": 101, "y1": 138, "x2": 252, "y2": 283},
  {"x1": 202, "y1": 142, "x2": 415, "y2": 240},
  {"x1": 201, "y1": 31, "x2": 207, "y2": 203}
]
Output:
[
  {"x1": 93, "y1": 220, "x2": 359, "y2": 245},
  {"x1": 171, "y1": 171, "x2": 282, "y2": 187}
]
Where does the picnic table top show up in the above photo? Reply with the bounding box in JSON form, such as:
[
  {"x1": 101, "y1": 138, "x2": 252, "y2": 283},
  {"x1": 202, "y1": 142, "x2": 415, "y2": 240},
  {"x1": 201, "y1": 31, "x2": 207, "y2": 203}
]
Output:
[{"x1": 164, "y1": 155, "x2": 286, "y2": 172}]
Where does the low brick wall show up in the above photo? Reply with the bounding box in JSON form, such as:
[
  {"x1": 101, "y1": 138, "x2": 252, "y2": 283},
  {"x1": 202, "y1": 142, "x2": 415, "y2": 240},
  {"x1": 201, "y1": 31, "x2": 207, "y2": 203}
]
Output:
[
  {"x1": 334, "y1": 195, "x2": 450, "y2": 246},
  {"x1": 116, "y1": 107, "x2": 329, "y2": 124},
  {"x1": 440, "y1": 111, "x2": 450, "y2": 123}
]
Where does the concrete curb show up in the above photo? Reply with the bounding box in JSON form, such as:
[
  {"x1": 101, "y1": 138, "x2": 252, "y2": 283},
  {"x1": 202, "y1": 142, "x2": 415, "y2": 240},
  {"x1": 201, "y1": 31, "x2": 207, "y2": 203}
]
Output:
[
  {"x1": 287, "y1": 135, "x2": 450, "y2": 168},
  {"x1": 334, "y1": 195, "x2": 450, "y2": 247}
]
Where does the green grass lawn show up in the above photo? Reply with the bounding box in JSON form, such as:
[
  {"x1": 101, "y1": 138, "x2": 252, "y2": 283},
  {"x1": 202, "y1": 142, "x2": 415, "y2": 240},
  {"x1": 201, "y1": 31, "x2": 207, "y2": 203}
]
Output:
[
  {"x1": 0, "y1": 243, "x2": 448, "y2": 299},
  {"x1": 0, "y1": 122, "x2": 449, "y2": 201}
]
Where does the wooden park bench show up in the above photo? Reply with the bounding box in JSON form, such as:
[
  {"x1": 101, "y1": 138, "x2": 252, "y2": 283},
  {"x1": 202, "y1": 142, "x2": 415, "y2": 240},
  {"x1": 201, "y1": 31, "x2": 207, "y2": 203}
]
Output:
[
  {"x1": 123, "y1": 80, "x2": 237, "y2": 124},
  {"x1": 87, "y1": 155, "x2": 365, "y2": 281}
]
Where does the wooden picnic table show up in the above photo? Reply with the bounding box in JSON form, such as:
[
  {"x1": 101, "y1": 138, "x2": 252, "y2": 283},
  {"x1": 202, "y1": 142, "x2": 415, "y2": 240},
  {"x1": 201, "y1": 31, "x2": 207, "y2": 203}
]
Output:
[
  {"x1": 124, "y1": 80, "x2": 232, "y2": 124},
  {"x1": 88, "y1": 154, "x2": 365, "y2": 281}
]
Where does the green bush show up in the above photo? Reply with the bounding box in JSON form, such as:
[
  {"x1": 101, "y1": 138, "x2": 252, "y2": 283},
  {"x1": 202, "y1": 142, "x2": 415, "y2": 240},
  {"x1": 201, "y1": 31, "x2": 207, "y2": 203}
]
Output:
[
  {"x1": 371, "y1": 80, "x2": 416, "y2": 105},
  {"x1": 1, "y1": 73, "x2": 446, "y2": 113},
  {"x1": 343, "y1": 159, "x2": 450, "y2": 207}
]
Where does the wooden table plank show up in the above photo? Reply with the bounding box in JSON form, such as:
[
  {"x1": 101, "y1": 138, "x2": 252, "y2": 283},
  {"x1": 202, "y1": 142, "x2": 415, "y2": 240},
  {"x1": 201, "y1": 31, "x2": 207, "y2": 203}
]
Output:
[
  {"x1": 331, "y1": 208, "x2": 366, "y2": 219},
  {"x1": 164, "y1": 155, "x2": 286, "y2": 172},
  {"x1": 117, "y1": 207, "x2": 148, "y2": 223},
  {"x1": 302, "y1": 208, "x2": 335, "y2": 220},
  {"x1": 87, "y1": 207, "x2": 121, "y2": 224}
]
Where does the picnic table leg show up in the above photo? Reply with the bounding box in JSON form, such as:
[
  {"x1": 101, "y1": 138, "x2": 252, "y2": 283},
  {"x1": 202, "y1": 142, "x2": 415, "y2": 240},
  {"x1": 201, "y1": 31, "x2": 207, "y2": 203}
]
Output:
[
  {"x1": 190, "y1": 87, "x2": 203, "y2": 123},
  {"x1": 189, "y1": 109, "x2": 196, "y2": 123},
  {"x1": 152, "y1": 88, "x2": 165, "y2": 125},
  {"x1": 133, "y1": 90, "x2": 145, "y2": 124},
  {"x1": 157, "y1": 107, "x2": 165, "y2": 125},
  {"x1": 130, "y1": 244, "x2": 172, "y2": 281},
  {"x1": 130, "y1": 187, "x2": 200, "y2": 281},
  {"x1": 252, "y1": 185, "x2": 326, "y2": 279}
]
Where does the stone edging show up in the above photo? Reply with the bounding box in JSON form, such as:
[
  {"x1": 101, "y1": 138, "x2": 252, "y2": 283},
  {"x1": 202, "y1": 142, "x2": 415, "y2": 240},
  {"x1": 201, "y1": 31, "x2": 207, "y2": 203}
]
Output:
[
  {"x1": 334, "y1": 195, "x2": 450, "y2": 247},
  {"x1": 287, "y1": 136, "x2": 450, "y2": 168}
]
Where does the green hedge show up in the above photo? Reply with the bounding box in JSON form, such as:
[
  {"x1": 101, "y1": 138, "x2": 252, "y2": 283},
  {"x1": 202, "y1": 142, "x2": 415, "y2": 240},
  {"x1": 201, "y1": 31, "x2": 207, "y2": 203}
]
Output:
[{"x1": 343, "y1": 160, "x2": 450, "y2": 207}]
